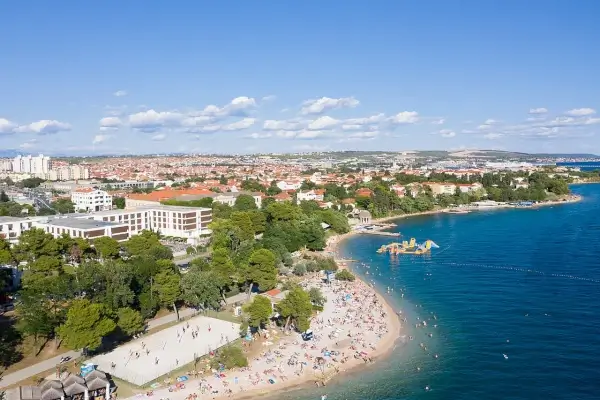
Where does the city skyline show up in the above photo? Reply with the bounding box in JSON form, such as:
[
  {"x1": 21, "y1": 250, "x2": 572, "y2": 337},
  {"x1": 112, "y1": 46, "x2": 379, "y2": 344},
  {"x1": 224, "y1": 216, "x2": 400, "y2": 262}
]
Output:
[{"x1": 1, "y1": 1, "x2": 600, "y2": 155}]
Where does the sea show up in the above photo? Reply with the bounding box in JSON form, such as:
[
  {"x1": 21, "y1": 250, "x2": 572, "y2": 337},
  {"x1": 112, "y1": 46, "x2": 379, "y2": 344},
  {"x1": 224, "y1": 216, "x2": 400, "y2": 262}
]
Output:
[
  {"x1": 556, "y1": 161, "x2": 600, "y2": 171},
  {"x1": 272, "y1": 183, "x2": 600, "y2": 400}
]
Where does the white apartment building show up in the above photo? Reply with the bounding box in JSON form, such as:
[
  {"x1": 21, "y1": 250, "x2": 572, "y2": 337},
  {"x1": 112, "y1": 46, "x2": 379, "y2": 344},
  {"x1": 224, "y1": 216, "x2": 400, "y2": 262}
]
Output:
[
  {"x1": 45, "y1": 165, "x2": 90, "y2": 181},
  {"x1": 296, "y1": 189, "x2": 325, "y2": 202},
  {"x1": 71, "y1": 188, "x2": 113, "y2": 212},
  {"x1": 13, "y1": 154, "x2": 52, "y2": 174},
  {"x1": 2, "y1": 205, "x2": 212, "y2": 244},
  {"x1": 276, "y1": 180, "x2": 302, "y2": 191},
  {"x1": 0, "y1": 217, "x2": 35, "y2": 243}
]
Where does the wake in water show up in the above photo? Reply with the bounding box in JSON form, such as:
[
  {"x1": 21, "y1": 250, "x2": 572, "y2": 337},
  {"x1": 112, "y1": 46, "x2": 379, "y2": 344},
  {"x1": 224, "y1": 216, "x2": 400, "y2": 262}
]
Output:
[{"x1": 436, "y1": 261, "x2": 600, "y2": 284}]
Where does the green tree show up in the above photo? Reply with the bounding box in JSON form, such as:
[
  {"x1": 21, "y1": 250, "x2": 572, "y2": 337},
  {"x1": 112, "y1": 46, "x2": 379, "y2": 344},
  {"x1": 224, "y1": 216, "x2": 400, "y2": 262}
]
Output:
[
  {"x1": 247, "y1": 210, "x2": 267, "y2": 233},
  {"x1": 51, "y1": 199, "x2": 75, "y2": 214},
  {"x1": 308, "y1": 287, "x2": 326, "y2": 306},
  {"x1": 93, "y1": 237, "x2": 120, "y2": 259},
  {"x1": 248, "y1": 249, "x2": 278, "y2": 292},
  {"x1": 0, "y1": 237, "x2": 14, "y2": 264},
  {"x1": 230, "y1": 211, "x2": 255, "y2": 240},
  {"x1": 233, "y1": 194, "x2": 258, "y2": 211},
  {"x1": 265, "y1": 202, "x2": 302, "y2": 222},
  {"x1": 16, "y1": 291, "x2": 58, "y2": 343},
  {"x1": 57, "y1": 299, "x2": 116, "y2": 351},
  {"x1": 13, "y1": 228, "x2": 59, "y2": 262},
  {"x1": 210, "y1": 345, "x2": 248, "y2": 369},
  {"x1": 116, "y1": 308, "x2": 145, "y2": 337},
  {"x1": 244, "y1": 295, "x2": 273, "y2": 330},
  {"x1": 123, "y1": 230, "x2": 161, "y2": 257},
  {"x1": 0, "y1": 190, "x2": 9, "y2": 202},
  {"x1": 181, "y1": 269, "x2": 222, "y2": 310},
  {"x1": 153, "y1": 268, "x2": 181, "y2": 318},
  {"x1": 335, "y1": 269, "x2": 356, "y2": 281},
  {"x1": 276, "y1": 286, "x2": 313, "y2": 332},
  {"x1": 210, "y1": 248, "x2": 236, "y2": 292},
  {"x1": 300, "y1": 219, "x2": 326, "y2": 251},
  {"x1": 112, "y1": 197, "x2": 126, "y2": 209}
]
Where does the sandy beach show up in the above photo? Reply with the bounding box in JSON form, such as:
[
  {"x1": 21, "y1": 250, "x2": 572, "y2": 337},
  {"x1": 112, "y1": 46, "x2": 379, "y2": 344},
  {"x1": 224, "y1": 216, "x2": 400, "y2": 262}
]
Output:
[{"x1": 121, "y1": 273, "x2": 402, "y2": 400}]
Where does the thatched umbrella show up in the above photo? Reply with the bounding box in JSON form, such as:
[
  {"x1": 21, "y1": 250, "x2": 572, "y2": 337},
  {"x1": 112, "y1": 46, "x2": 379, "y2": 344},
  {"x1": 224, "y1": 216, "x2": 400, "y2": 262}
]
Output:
[
  {"x1": 85, "y1": 377, "x2": 108, "y2": 393},
  {"x1": 40, "y1": 387, "x2": 63, "y2": 400},
  {"x1": 61, "y1": 375, "x2": 85, "y2": 388},
  {"x1": 83, "y1": 370, "x2": 106, "y2": 382},
  {"x1": 40, "y1": 381, "x2": 62, "y2": 392},
  {"x1": 63, "y1": 382, "x2": 87, "y2": 398}
]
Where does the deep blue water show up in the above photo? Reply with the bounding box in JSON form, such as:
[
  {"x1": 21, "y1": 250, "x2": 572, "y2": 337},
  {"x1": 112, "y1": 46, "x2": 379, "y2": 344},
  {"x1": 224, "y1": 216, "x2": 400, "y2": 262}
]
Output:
[
  {"x1": 274, "y1": 184, "x2": 600, "y2": 400},
  {"x1": 556, "y1": 161, "x2": 600, "y2": 171}
]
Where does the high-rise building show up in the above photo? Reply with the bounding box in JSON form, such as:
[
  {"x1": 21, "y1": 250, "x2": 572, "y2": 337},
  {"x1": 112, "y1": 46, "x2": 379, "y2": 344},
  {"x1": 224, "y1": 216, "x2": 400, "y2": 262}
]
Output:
[{"x1": 12, "y1": 154, "x2": 51, "y2": 174}]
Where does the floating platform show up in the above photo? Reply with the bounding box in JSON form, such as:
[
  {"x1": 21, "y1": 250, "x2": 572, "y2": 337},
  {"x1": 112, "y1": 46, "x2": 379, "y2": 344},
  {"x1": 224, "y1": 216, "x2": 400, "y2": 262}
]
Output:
[{"x1": 377, "y1": 238, "x2": 439, "y2": 255}]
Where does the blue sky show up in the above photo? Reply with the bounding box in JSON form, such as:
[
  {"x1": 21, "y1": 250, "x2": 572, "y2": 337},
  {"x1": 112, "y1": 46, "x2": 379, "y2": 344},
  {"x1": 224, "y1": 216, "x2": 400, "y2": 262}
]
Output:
[{"x1": 1, "y1": 1, "x2": 600, "y2": 155}]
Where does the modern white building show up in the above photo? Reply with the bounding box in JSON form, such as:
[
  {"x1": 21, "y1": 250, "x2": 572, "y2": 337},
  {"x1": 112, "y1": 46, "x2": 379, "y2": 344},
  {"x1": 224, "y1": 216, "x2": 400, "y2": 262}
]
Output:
[
  {"x1": 296, "y1": 189, "x2": 325, "y2": 202},
  {"x1": 71, "y1": 188, "x2": 113, "y2": 212},
  {"x1": 12, "y1": 154, "x2": 52, "y2": 174},
  {"x1": 1, "y1": 205, "x2": 212, "y2": 244}
]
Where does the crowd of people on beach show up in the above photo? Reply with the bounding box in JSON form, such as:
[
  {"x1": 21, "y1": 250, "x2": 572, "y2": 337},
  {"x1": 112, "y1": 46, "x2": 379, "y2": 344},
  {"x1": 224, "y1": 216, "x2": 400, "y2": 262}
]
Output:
[{"x1": 125, "y1": 274, "x2": 396, "y2": 400}]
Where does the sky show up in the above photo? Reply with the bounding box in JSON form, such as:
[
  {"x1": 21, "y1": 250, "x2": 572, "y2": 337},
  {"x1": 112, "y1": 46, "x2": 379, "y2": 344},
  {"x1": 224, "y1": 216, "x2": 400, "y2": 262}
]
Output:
[{"x1": 1, "y1": 0, "x2": 600, "y2": 156}]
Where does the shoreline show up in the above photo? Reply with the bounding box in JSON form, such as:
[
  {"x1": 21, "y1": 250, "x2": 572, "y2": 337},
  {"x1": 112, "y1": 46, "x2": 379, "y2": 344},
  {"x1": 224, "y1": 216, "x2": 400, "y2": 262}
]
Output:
[
  {"x1": 327, "y1": 194, "x2": 583, "y2": 255},
  {"x1": 120, "y1": 270, "x2": 402, "y2": 400}
]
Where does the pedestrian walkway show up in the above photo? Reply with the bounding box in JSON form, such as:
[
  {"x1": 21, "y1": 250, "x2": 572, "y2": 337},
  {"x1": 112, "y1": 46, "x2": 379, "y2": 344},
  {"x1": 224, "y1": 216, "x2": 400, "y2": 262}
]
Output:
[{"x1": 0, "y1": 308, "x2": 198, "y2": 388}]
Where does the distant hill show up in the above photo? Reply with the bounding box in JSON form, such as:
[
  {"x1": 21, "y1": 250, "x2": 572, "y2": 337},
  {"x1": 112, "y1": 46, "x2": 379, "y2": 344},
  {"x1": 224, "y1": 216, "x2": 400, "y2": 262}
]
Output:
[{"x1": 0, "y1": 149, "x2": 20, "y2": 158}]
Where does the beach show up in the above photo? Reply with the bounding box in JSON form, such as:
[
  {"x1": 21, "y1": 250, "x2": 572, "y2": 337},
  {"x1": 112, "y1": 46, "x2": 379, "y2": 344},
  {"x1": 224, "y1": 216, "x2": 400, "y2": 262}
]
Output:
[{"x1": 122, "y1": 272, "x2": 402, "y2": 400}]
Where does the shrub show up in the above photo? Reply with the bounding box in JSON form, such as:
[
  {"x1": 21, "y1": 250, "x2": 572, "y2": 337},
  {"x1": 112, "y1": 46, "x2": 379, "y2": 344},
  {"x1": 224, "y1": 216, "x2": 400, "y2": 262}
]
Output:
[
  {"x1": 210, "y1": 345, "x2": 248, "y2": 369},
  {"x1": 305, "y1": 261, "x2": 319, "y2": 273},
  {"x1": 335, "y1": 269, "x2": 356, "y2": 281},
  {"x1": 293, "y1": 264, "x2": 307, "y2": 276}
]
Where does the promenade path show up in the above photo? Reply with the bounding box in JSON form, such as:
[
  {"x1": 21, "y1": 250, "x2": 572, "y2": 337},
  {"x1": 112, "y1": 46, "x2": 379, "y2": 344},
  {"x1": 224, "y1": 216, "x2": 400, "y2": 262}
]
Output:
[{"x1": 0, "y1": 308, "x2": 198, "y2": 388}]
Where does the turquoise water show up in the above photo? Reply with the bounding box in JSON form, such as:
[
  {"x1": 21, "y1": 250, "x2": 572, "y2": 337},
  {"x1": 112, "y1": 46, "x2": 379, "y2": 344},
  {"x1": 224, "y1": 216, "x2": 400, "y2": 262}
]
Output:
[{"x1": 275, "y1": 184, "x2": 600, "y2": 400}]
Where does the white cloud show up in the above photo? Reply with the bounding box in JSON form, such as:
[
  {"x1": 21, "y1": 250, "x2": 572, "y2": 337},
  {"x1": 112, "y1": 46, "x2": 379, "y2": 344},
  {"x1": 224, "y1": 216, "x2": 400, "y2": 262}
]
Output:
[
  {"x1": 566, "y1": 108, "x2": 596, "y2": 117},
  {"x1": 129, "y1": 109, "x2": 184, "y2": 132},
  {"x1": 15, "y1": 120, "x2": 71, "y2": 135},
  {"x1": 439, "y1": 129, "x2": 456, "y2": 138},
  {"x1": 308, "y1": 116, "x2": 339, "y2": 130},
  {"x1": 0, "y1": 118, "x2": 17, "y2": 134},
  {"x1": 585, "y1": 118, "x2": 600, "y2": 125},
  {"x1": 263, "y1": 119, "x2": 303, "y2": 131},
  {"x1": 93, "y1": 134, "x2": 112, "y2": 144},
  {"x1": 484, "y1": 119, "x2": 497, "y2": 125},
  {"x1": 344, "y1": 113, "x2": 385, "y2": 125},
  {"x1": 300, "y1": 97, "x2": 359, "y2": 115},
  {"x1": 127, "y1": 97, "x2": 258, "y2": 132},
  {"x1": 275, "y1": 129, "x2": 327, "y2": 140},
  {"x1": 484, "y1": 133, "x2": 503, "y2": 140},
  {"x1": 113, "y1": 90, "x2": 128, "y2": 97},
  {"x1": 99, "y1": 116, "x2": 122, "y2": 131},
  {"x1": 202, "y1": 96, "x2": 257, "y2": 118},
  {"x1": 431, "y1": 118, "x2": 445, "y2": 125},
  {"x1": 389, "y1": 111, "x2": 419, "y2": 124},
  {"x1": 261, "y1": 95, "x2": 276, "y2": 101},
  {"x1": 347, "y1": 131, "x2": 379, "y2": 139},
  {"x1": 477, "y1": 124, "x2": 491, "y2": 130},
  {"x1": 245, "y1": 132, "x2": 273, "y2": 139},
  {"x1": 529, "y1": 107, "x2": 548, "y2": 114},
  {"x1": 221, "y1": 118, "x2": 256, "y2": 131},
  {"x1": 151, "y1": 133, "x2": 166, "y2": 141}
]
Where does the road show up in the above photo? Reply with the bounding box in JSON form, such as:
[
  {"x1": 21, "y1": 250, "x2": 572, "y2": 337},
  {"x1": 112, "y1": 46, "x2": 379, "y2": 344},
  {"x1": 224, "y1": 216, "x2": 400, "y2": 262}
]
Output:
[{"x1": 0, "y1": 308, "x2": 198, "y2": 388}]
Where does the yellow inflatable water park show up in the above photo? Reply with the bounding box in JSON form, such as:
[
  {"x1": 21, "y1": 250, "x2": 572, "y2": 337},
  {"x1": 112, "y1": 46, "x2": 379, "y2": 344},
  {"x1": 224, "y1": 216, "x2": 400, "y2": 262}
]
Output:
[{"x1": 377, "y1": 238, "x2": 439, "y2": 255}]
